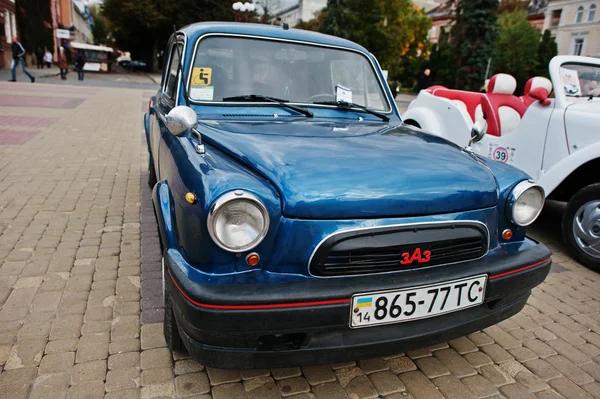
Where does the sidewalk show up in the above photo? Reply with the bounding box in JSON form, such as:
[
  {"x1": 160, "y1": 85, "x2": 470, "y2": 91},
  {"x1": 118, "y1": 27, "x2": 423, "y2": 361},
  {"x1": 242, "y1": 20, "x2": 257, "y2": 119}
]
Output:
[{"x1": 0, "y1": 66, "x2": 159, "y2": 90}]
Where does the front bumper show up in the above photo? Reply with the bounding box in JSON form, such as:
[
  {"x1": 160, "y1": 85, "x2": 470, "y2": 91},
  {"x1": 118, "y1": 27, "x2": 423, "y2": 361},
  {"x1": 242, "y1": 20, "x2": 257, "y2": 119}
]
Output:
[{"x1": 165, "y1": 241, "x2": 551, "y2": 369}]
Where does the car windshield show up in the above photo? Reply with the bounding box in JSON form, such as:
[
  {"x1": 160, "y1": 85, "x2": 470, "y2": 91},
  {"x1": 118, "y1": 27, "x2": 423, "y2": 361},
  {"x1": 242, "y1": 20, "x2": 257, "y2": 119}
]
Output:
[
  {"x1": 188, "y1": 36, "x2": 391, "y2": 112},
  {"x1": 559, "y1": 62, "x2": 600, "y2": 99}
]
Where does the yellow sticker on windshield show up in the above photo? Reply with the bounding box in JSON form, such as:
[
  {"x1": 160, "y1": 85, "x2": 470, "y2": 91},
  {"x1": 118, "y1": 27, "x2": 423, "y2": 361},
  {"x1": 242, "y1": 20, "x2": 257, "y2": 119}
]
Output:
[{"x1": 191, "y1": 67, "x2": 212, "y2": 86}]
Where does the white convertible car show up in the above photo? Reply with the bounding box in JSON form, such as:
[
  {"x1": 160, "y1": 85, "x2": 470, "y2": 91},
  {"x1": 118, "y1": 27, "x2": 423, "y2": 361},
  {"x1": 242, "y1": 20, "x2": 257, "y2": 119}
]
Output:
[{"x1": 403, "y1": 55, "x2": 600, "y2": 270}]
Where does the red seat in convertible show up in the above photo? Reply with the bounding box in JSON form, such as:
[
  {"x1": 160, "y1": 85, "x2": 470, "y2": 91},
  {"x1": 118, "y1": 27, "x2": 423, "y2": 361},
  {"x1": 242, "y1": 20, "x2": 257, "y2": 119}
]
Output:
[
  {"x1": 480, "y1": 74, "x2": 528, "y2": 137},
  {"x1": 427, "y1": 86, "x2": 485, "y2": 123},
  {"x1": 521, "y1": 76, "x2": 553, "y2": 107}
]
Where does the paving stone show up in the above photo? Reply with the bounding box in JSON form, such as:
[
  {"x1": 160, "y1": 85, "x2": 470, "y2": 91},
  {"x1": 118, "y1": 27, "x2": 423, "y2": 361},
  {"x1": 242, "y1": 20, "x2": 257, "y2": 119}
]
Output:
[
  {"x1": 433, "y1": 348, "x2": 477, "y2": 378},
  {"x1": 175, "y1": 359, "x2": 205, "y2": 375},
  {"x1": 109, "y1": 338, "x2": 140, "y2": 355},
  {"x1": 514, "y1": 371, "x2": 550, "y2": 392},
  {"x1": 480, "y1": 343, "x2": 515, "y2": 364},
  {"x1": 461, "y1": 374, "x2": 500, "y2": 397},
  {"x1": 271, "y1": 367, "x2": 302, "y2": 380},
  {"x1": 107, "y1": 367, "x2": 141, "y2": 391},
  {"x1": 547, "y1": 338, "x2": 591, "y2": 365},
  {"x1": 335, "y1": 366, "x2": 364, "y2": 387},
  {"x1": 29, "y1": 372, "x2": 70, "y2": 399},
  {"x1": 76, "y1": 333, "x2": 109, "y2": 363},
  {"x1": 38, "y1": 351, "x2": 75, "y2": 374},
  {"x1": 0, "y1": 367, "x2": 38, "y2": 387},
  {"x1": 463, "y1": 351, "x2": 494, "y2": 367},
  {"x1": 534, "y1": 389, "x2": 565, "y2": 399},
  {"x1": 523, "y1": 358, "x2": 563, "y2": 381},
  {"x1": 108, "y1": 351, "x2": 140, "y2": 370},
  {"x1": 174, "y1": 372, "x2": 211, "y2": 396},
  {"x1": 4, "y1": 338, "x2": 47, "y2": 369},
  {"x1": 65, "y1": 380, "x2": 105, "y2": 399},
  {"x1": 357, "y1": 357, "x2": 389, "y2": 374},
  {"x1": 398, "y1": 370, "x2": 444, "y2": 399},
  {"x1": 523, "y1": 339, "x2": 557, "y2": 358},
  {"x1": 140, "y1": 381, "x2": 176, "y2": 399},
  {"x1": 545, "y1": 355, "x2": 594, "y2": 385},
  {"x1": 415, "y1": 356, "x2": 451, "y2": 378},
  {"x1": 213, "y1": 382, "x2": 249, "y2": 399},
  {"x1": 207, "y1": 367, "x2": 242, "y2": 385},
  {"x1": 140, "y1": 323, "x2": 166, "y2": 350},
  {"x1": 309, "y1": 382, "x2": 349, "y2": 399},
  {"x1": 479, "y1": 364, "x2": 515, "y2": 387},
  {"x1": 448, "y1": 337, "x2": 478, "y2": 354},
  {"x1": 343, "y1": 375, "x2": 378, "y2": 399},
  {"x1": 386, "y1": 356, "x2": 417, "y2": 374},
  {"x1": 581, "y1": 362, "x2": 600, "y2": 382},
  {"x1": 140, "y1": 347, "x2": 172, "y2": 370},
  {"x1": 111, "y1": 315, "x2": 140, "y2": 339},
  {"x1": 301, "y1": 365, "x2": 336, "y2": 385},
  {"x1": 549, "y1": 377, "x2": 595, "y2": 399},
  {"x1": 499, "y1": 383, "x2": 537, "y2": 399},
  {"x1": 368, "y1": 371, "x2": 405, "y2": 396},
  {"x1": 240, "y1": 369, "x2": 270, "y2": 380},
  {"x1": 71, "y1": 359, "x2": 107, "y2": 384}
]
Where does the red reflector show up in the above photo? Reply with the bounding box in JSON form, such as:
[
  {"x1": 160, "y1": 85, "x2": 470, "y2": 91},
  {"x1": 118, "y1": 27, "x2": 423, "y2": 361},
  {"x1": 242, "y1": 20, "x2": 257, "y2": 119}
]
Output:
[{"x1": 489, "y1": 258, "x2": 550, "y2": 280}]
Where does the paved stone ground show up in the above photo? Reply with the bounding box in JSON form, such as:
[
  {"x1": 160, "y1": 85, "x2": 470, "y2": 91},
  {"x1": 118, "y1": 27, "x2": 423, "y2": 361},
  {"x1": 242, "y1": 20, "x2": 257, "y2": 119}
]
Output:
[{"x1": 1, "y1": 82, "x2": 600, "y2": 399}]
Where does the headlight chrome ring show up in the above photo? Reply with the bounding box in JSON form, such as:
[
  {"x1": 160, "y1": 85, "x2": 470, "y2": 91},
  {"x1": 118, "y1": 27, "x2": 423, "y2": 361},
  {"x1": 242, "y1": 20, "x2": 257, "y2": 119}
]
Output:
[
  {"x1": 207, "y1": 190, "x2": 270, "y2": 253},
  {"x1": 507, "y1": 181, "x2": 545, "y2": 227}
]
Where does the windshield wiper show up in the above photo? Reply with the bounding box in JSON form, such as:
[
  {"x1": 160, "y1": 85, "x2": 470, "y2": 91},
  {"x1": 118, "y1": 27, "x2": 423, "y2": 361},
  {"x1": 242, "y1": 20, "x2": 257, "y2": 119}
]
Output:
[
  {"x1": 567, "y1": 94, "x2": 600, "y2": 100},
  {"x1": 313, "y1": 101, "x2": 390, "y2": 122},
  {"x1": 222, "y1": 94, "x2": 313, "y2": 117}
]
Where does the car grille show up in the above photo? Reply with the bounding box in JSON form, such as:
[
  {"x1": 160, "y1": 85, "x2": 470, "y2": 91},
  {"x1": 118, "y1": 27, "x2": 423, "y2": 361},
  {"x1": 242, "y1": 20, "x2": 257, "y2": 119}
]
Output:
[{"x1": 309, "y1": 222, "x2": 488, "y2": 277}]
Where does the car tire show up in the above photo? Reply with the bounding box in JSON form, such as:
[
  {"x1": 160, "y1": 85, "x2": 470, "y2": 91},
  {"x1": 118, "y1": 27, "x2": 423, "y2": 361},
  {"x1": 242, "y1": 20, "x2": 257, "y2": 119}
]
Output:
[
  {"x1": 164, "y1": 278, "x2": 185, "y2": 352},
  {"x1": 148, "y1": 153, "x2": 157, "y2": 188},
  {"x1": 562, "y1": 183, "x2": 600, "y2": 272}
]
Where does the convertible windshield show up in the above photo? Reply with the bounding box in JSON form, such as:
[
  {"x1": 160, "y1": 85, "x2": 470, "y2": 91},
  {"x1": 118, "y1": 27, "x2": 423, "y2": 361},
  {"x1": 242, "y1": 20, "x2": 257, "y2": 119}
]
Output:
[
  {"x1": 560, "y1": 62, "x2": 600, "y2": 99},
  {"x1": 188, "y1": 36, "x2": 391, "y2": 112}
]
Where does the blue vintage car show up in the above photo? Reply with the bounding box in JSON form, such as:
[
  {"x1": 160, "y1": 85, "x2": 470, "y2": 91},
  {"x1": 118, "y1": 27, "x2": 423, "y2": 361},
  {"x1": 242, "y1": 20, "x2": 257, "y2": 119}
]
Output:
[{"x1": 144, "y1": 22, "x2": 552, "y2": 369}]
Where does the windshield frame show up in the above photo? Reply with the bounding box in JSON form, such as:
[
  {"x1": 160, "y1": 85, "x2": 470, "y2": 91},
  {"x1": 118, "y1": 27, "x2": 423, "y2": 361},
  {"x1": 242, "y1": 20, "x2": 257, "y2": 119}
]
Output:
[{"x1": 185, "y1": 33, "x2": 394, "y2": 114}]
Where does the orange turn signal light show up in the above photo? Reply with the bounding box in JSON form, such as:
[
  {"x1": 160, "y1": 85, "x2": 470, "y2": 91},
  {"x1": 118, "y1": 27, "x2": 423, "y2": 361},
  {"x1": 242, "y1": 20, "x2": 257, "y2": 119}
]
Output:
[
  {"x1": 502, "y1": 229, "x2": 513, "y2": 241},
  {"x1": 246, "y1": 253, "x2": 260, "y2": 267},
  {"x1": 185, "y1": 192, "x2": 197, "y2": 204}
]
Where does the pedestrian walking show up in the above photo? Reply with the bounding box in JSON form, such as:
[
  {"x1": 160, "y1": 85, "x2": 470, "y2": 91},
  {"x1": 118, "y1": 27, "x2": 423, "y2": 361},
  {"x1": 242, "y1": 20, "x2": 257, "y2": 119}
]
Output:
[
  {"x1": 43, "y1": 49, "x2": 53, "y2": 68},
  {"x1": 58, "y1": 47, "x2": 68, "y2": 80},
  {"x1": 36, "y1": 47, "x2": 44, "y2": 69},
  {"x1": 417, "y1": 68, "x2": 431, "y2": 92},
  {"x1": 9, "y1": 37, "x2": 35, "y2": 83},
  {"x1": 75, "y1": 50, "x2": 86, "y2": 81}
]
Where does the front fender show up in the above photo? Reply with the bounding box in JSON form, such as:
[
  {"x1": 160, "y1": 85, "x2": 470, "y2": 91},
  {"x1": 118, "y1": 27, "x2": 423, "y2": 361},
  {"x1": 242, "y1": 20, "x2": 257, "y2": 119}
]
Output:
[
  {"x1": 152, "y1": 180, "x2": 178, "y2": 250},
  {"x1": 538, "y1": 141, "x2": 600, "y2": 196}
]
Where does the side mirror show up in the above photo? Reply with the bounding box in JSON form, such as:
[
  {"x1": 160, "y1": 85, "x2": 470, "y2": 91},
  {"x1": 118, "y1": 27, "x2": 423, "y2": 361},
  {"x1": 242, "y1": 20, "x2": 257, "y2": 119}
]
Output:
[
  {"x1": 528, "y1": 87, "x2": 551, "y2": 106},
  {"x1": 165, "y1": 106, "x2": 198, "y2": 136},
  {"x1": 470, "y1": 120, "x2": 487, "y2": 145}
]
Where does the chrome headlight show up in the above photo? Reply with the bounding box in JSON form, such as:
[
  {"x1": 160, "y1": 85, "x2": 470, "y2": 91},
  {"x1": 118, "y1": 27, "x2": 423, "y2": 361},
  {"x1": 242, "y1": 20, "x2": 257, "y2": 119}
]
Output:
[
  {"x1": 207, "y1": 190, "x2": 270, "y2": 252},
  {"x1": 507, "y1": 181, "x2": 545, "y2": 226}
]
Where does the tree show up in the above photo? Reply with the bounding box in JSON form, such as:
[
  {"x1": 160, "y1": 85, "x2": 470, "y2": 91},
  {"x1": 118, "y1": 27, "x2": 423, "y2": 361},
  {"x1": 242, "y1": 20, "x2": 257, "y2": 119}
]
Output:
[
  {"x1": 429, "y1": 27, "x2": 455, "y2": 87},
  {"x1": 452, "y1": 0, "x2": 499, "y2": 91},
  {"x1": 317, "y1": 0, "x2": 430, "y2": 84},
  {"x1": 89, "y1": 5, "x2": 110, "y2": 45},
  {"x1": 102, "y1": 0, "x2": 235, "y2": 72},
  {"x1": 535, "y1": 29, "x2": 557, "y2": 78},
  {"x1": 495, "y1": 10, "x2": 540, "y2": 93}
]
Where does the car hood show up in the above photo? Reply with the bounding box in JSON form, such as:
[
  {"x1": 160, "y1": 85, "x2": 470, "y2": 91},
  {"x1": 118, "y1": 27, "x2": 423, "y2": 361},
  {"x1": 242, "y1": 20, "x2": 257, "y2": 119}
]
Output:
[{"x1": 199, "y1": 119, "x2": 498, "y2": 219}]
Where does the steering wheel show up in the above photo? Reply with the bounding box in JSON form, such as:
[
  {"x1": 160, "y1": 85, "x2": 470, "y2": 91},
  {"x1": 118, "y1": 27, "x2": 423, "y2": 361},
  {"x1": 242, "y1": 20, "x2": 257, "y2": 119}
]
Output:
[{"x1": 304, "y1": 93, "x2": 336, "y2": 103}]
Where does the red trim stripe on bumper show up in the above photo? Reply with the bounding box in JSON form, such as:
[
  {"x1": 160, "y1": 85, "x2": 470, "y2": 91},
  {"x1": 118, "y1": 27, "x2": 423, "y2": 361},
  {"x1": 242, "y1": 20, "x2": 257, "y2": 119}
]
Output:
[
  {"x1": 488, "y1": 257, "x2": 551, "y2": 280},
  {"x1": 168, "y1": 257, "x2": 550, "y2": 310},
  {"x1": 167, "y1": 269, "x2": 350, "y2": 310}
]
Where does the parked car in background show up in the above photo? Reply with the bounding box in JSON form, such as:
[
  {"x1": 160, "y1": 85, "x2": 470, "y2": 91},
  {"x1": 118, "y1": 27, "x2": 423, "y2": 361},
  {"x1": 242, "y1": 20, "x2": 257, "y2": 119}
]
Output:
[
  {"x1": 144, "y1": 22, "x2": 552, "y2": 369},
  {"x1": 119, "y1": 59, "x2": 147, "y2": 72},
  {"x1": 403, "y1": 56, "x2": 600, "y2": 271}
]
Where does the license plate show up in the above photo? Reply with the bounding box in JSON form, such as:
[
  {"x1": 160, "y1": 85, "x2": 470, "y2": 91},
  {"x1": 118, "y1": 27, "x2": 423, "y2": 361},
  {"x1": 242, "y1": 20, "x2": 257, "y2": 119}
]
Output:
[{"x1": 350, "y1": 275, "x2": 487, "y2": 328}]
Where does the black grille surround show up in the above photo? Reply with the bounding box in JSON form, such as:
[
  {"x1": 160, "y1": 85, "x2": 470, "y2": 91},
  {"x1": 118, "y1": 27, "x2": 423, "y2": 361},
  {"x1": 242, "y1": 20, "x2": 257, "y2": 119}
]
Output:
[{"x1": 309, "y1": 222, "x2": 489, "y2": 277}]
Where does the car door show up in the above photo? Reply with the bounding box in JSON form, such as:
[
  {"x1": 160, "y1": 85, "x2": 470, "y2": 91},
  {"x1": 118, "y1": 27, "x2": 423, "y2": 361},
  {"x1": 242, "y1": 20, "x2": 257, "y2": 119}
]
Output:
[{"x1": 151, "y1": 37, "x2": 184, "y2": 181}]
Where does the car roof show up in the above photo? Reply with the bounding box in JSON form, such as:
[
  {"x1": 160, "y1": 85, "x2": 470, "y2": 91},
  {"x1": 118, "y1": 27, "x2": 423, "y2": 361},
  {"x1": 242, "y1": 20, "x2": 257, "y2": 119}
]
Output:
[{"x1": 178, "y1": 22, "x2": 370, "y2": 54}]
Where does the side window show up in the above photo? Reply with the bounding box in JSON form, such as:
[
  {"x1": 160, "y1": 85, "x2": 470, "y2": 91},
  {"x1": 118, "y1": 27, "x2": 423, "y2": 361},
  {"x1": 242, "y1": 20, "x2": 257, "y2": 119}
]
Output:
[{"x1": 164, "y1": 44, "x2": 182, "y2": 100}]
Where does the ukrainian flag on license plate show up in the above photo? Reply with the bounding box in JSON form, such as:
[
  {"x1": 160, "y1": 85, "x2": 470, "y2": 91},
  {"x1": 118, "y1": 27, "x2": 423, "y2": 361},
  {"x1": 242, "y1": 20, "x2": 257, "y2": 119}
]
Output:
[{"x1": 356, "y1": 297, "x2": 373, "y2": 308}]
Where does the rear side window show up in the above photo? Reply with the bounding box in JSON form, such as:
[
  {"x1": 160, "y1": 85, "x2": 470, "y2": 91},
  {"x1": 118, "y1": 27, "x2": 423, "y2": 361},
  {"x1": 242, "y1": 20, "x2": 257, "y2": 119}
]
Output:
[{"x1": 164, "y1": 44, "x2": 182, "y2": 99}]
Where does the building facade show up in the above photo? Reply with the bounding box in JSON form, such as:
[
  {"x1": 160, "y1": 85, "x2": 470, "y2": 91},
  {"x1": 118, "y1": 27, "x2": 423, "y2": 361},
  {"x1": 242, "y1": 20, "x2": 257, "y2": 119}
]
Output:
[
  {"x1": 273, "y1": 0, "x2": 327, "y2": 26},
  {"x1": 0, "y1": 0, "x2": 17, "y2": 69},
  {"x1": 543, "y1": 0, "x2": 600, "y2": 56}
]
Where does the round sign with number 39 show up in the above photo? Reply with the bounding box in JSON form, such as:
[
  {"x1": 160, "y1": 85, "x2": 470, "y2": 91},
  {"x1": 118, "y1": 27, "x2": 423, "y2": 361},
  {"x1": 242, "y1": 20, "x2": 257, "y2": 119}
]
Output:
[{"x1": 493, "y1": 147, "x2": 509, "y2": 163}]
